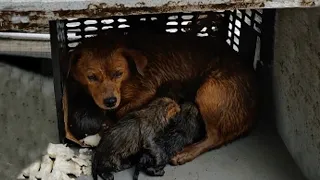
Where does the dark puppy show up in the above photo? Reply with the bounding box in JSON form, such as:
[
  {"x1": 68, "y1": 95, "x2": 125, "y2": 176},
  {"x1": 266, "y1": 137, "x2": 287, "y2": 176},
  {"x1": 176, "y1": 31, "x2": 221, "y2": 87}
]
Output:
[
  {"x1": 133, "y1": 102, "x2": 204, "y2": 180},
  {"x1": 67, "y1": 79, "x2": 115, "y2": 140},
  {"x1": 92, "y1": 97, "x2": 181, "y2": 180}
]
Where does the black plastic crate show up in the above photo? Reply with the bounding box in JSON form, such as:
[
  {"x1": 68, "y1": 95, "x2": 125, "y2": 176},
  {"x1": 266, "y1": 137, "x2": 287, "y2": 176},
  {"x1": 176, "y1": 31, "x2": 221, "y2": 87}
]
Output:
[{"x1": 49, "y1": 9, "x2": 275, "y2": 145}]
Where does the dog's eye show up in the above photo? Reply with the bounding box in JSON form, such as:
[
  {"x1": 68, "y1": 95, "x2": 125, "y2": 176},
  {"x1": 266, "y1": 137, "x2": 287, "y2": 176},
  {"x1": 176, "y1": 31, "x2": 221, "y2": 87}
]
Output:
[
  {"x1": 87, "y1": 75, "x2": 98, "y2": 81},
  {"x1": 113, "y1": 71, "x2": 123, "y2": 78}
]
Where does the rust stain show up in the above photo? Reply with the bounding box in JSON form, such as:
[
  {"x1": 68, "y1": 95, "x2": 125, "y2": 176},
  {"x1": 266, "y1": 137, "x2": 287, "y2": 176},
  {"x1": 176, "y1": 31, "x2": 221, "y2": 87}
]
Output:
[
  {"x1": 300, "y1": 0, "x2": 316, "y2": 6},
  {"x1": 135, "y1": 2, "x2": 146, "y2": 6},
  {"x1": 0, "y1": 1, "x2": 312, "y2": 32}
]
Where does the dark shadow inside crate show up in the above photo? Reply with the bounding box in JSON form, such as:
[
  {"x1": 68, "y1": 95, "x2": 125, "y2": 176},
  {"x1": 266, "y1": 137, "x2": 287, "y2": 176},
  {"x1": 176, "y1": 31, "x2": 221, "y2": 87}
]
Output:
[{"x1": 49, "y1": 9, "x2": 275, "y2": 146}]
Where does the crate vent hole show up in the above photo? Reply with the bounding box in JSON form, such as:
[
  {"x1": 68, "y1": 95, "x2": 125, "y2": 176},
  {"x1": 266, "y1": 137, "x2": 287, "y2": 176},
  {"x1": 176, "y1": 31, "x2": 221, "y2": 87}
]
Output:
[
  {"x1": 244, "y1": 16, "x2": 251, "y2": 26},
  {"x1": 228, "y1": 23, "x2": 233, "y2": 30},
  {"x1": 234, "y1": 36, "x2": 240, "y2": 45},
  {"x1": 67, "y1": 33, "x2": 80, "y2": 39},
  {"x1": 229, "y1": 15, "x2": 233, "y2": 21},
  {"x1": 198, "y1": 14, "x2": 208, "y2": 20},
  {"x1": 101, "y1": 19, "x2": 114, "y2": 24},
  {"x1": 211, "y1": 26, "x2": 217, "y2": 31},
  {"x1": 181, "y1": 21, "x2": 191, "y2": 25},
  {"x1": 102, "y1": 26, "x2": 113, "y2": 30},
  {"x1": 245, "y1": 10, "x2": 252, "y2": 16},
  {"x1": 168, "y1": 15, "x2": 178, "y2": 20},
  {"x1": 254, "y1": 23, "x2": 261, "y2": 33},
  {"x1": 181, "y1": 15, "x2": 193, "y2": 20},
  {"x1": 235, "y1": 27, "x2": 240, "y2": 37},
  {"x1": 254, "y1": 14, "x2": 262, "y2": 24},
  {"x1": 84, "y1": 26, "x2": 98, "y2": 31},
  {"x1": 233, "y1": 44, "x2": 239, "y2": 52},
  {"x1": 235, "y1": 19, "x2": 241, "y2": 28},
  {"x1": 200, "y1": 27, "x2": 207, "y2": 32},
  {"x1": 140, "y1": 18, "x2": 146, "y2": 21},
  {"x1": 118, "y1": 24, "x2": 130, "y2": 28},
  {"x1": 197, "y1": 32, "x2": 209, "y2": 37},
  {"x1": 68, "y1": 42, "x2": 79, "y2": 48},
  {"x1": 236, "y1": 10, "x2": 242, "y2": 19},
  {"x1": 118, "y1": 18, "x2": 127, "y2": 22},
  {"x1": 166, "y1": 28, "x2": 178, "y2": 33},
  {"x1": 84, "y1": 20, "x2": 97, "y2": 25},
  {"x1": 66, "y1": 22, "x2": 80, "y2": 28},
  {"x1": 85, "y1": 35, "x2": 96, "y2": 38},
  {"x1": 67, "y1": 18, "x2": 77, "y2": 21},
  {"x1": 228, "y1": 30, "x2": 232, "y2": 38},
  {"x1": 68, "y1": 28, "x2": 81, "y2": 33},
  {"x1": 151, "y1": 17, "x2": 157, "y2": 21},
  {"x1": 226, "y1": 39, "x2": 231, "y2": 45},
  {"x1": 167, "y1": 21, "x2": 178, "y2": 26}
]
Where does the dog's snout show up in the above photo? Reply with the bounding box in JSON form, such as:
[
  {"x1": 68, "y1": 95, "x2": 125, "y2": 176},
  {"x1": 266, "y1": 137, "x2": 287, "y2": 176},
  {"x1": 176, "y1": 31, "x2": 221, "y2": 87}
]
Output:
[{"x1": 104, "y1": 97, "x2": 117, "y2": 107}]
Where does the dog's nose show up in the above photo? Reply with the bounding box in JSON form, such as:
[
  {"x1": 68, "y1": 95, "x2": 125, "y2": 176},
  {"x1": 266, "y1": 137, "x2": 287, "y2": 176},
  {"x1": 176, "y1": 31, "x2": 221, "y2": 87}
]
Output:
[{"x1": 104, "y1": 97, "x2": 117, "y2": 107}]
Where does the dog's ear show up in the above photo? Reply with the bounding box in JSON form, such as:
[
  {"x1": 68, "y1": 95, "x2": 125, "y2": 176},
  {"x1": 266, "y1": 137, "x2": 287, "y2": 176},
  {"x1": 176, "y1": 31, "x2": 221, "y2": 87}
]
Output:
[
  {"x1": 69, "y1": 49, "x2": 81, "y2": 66},
  {"x1": 68, "y1": 49, "x2": 82, "y2": 78},
  {"x1": 121, "y1": 49, "x2": 147, "y2": 76}
]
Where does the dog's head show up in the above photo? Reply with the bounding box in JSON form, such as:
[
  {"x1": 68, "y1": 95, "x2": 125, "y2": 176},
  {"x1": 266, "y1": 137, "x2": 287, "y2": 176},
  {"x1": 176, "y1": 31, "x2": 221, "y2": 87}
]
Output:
[{"x1": 70, "y1": 35, "x2": 147, "y2": 110}]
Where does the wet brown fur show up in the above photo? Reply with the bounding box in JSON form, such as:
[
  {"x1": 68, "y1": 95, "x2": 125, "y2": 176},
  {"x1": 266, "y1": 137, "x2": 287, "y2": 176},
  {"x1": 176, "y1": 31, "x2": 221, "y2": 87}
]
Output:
[{"x1": 71, "y1": 30, "x2": 258, "y2": 165}]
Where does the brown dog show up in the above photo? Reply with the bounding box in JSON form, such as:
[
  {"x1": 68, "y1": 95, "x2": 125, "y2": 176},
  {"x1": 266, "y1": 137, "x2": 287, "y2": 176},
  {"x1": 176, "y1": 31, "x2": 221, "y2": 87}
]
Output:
[{"x1": 70, "y1": 30, "x2": 258, "y2": 165}]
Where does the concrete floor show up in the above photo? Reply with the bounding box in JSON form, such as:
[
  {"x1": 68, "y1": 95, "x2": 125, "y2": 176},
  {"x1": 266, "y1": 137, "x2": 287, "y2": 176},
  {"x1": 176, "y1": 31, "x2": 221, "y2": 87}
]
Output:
[
  {"x1": 89, "y1": 122, "x2": 307, "y2": 180},
  {"x1": 0, "y1": 57, "x2": 307, "y2": 180}
]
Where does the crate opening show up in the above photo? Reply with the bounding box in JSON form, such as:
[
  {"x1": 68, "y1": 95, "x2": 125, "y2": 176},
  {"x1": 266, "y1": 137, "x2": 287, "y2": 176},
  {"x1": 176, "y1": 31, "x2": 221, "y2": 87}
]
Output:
[{"x1": 50, "y1": 9, "x2": 267, "y2": 147}]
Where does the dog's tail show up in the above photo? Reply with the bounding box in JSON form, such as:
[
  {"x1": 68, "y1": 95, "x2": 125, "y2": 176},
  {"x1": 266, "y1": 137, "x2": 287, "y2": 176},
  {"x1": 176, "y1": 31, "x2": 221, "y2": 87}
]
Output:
[
  {"x1": 132, "y1": 165, "x2": 140, "y2": 180},
  {"x1": 91, "y1": 151, "x2": 99, "y2": 180}
]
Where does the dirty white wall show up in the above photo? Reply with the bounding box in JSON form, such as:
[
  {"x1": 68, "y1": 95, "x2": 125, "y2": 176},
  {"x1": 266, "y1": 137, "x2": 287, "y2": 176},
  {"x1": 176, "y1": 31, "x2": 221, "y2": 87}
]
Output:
[
  {"x1": 273, "y1": 7, "x2": 320, "y2": 180},
  {"x1": 0, "y1": 62, "x2": 58, "y2": 179},
  {"x1": 0, "y1": 39, "x2": 51, "y2": 58}
]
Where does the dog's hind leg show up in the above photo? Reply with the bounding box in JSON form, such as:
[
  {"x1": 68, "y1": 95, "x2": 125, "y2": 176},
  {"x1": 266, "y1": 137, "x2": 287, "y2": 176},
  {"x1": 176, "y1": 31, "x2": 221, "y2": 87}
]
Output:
[{"x1": 171, "y1": 72, "x2": 256, "y2": 165}]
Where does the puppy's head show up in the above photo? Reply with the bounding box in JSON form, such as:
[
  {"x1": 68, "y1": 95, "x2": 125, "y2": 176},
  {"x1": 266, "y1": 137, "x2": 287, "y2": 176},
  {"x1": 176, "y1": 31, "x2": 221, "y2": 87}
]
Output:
[
  {"x1": 180, "y1": 102, "x2": 199, "y2": 119},
  {"x1": 148, "y1": 97, "x2": 181, "y2": 121},
  {"x1": 70, "y1": 35, "x2": 147, "y2": 110}
]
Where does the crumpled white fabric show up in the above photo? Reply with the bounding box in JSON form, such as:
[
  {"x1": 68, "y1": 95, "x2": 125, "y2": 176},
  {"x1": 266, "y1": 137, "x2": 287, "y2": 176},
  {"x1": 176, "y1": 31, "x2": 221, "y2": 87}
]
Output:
[{"x1": 17, "y1": 143, "x2": 93, "y2": 179}]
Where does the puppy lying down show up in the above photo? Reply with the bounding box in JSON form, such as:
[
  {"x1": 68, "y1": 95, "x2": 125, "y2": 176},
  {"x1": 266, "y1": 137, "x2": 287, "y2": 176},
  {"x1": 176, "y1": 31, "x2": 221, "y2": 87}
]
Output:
[
  {"x1": 92, "y1": 97, "x2": 181, "y2": 180},
  {"x1": 133, "y1": 102, "x2": 204, "y2": 180},
  {"x1": 92, "y1": 94, "x2": 204, "y2": 180}
]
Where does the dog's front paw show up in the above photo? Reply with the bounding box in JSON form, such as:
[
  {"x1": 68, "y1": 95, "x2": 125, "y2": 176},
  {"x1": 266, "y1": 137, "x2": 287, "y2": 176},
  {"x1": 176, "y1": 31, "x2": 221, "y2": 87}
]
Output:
[{"x1": 170, "y1": 151, "x2": 195, "y2": 166}]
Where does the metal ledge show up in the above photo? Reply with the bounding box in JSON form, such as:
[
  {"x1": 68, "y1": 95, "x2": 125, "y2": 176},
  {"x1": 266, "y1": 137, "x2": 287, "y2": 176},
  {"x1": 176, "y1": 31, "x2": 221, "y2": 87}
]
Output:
[{"x1": 0, "y1": 0, "x2": 319, "y2": 33}]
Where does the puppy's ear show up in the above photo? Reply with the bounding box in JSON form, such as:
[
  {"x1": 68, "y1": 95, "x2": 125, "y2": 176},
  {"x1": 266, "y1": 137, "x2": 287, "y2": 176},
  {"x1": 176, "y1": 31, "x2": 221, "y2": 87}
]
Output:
[
  {"x1": 166, "y1": 104, "x2": 181, "y2": 120},
  {"x1": 121, "y1": 49, "x2": 147, "y2": 76}
]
